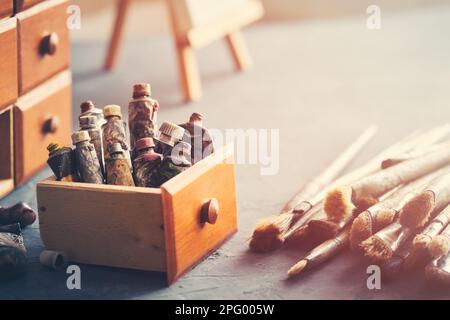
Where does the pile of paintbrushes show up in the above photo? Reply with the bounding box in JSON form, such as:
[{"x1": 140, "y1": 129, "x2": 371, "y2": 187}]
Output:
[{"x1": 249, "y1": 124, "x2": 450, "y2": 284}]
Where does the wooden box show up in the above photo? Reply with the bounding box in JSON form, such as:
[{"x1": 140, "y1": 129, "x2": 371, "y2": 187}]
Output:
[{"x1": 36, "y1": 144, "x2": 238, "y2": 285}]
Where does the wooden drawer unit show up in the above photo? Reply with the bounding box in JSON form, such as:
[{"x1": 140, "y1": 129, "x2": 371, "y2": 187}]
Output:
[
  {"x1": 0, "y1": 0, "x2": 13, "y2": 19},
  {"x1": 0, "y1": 17, "x2": 18, "y2": 111},
  {"x1": 37, "y1": 144, "x2": 238, "y2": 285},
  {"x1": 0, "y1": 106, "x2": 14, "y2": 198},
  {"x1": 15, "y1": 0, "x2": 46, "y2": 13},
  {"x1": 17, "y1": 0, "x2": 70, "y2": 94},
  {"x1": 14, "y1": 70, "x2": 72, "y2": 185}
]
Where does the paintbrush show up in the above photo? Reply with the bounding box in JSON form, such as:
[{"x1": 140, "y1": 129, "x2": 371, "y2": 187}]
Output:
[
  {"x1": 325, "y1": 148, "x2": 450, "y2": 224},
  {"x1": 399, "y1": 172, "x2": 450, "y2": 228},
  {"x1": 349, "y1": 167, "x2": 449, "y2": 251},
  {"x1": 249, "y1": 126, "x2": 378, "y2": 253},
  {"x1": 428, "y1": 223, "x2": 450, "y2": 259},
  {"x1": 360, "y1": 221, "x2": 417, "y2": 262},
  {"x1": 308, "y1": 196, "x2": 379, "y2": 241},
  {"x1": 287, "y1": 226, "x2": 350, "y2": 278}
]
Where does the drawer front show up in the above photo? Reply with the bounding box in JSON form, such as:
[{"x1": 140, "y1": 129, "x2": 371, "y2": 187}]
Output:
[
  {"x1": 15, "y1": 0, "x2": 45, "y2": 12},
  {"x1": 0, "y1": 18, "x2": 18, "y2": 111},
  {"x1": 0, "y1": 107, "x2": 14, "y2": 198},
  {"x1": 17, "y1": 0, "x2": 70, "y2": 94},
  {"x1": 15, "y1": 70, "x2": 72, "y2": 185},
  {"x1": 161, "y1": 143, "x2": 238, "y2": 284},
  {"x1": 0, "y1": 0, "x2": 13, "y2": 19}
]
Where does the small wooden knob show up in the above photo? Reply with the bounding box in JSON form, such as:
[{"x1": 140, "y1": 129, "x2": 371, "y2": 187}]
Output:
[
  {"x1": 40, "y1": 32, "x2": 59, "y2": 56},
  {"x1": 43, "y1": 116, "x2": 60, "y2": 134},
  {"x1": 200, "y1": 198, "x2": 219, "y2": 225}
]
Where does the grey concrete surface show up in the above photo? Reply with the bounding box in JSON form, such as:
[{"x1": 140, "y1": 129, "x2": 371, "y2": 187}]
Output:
[{"x1": 2, "y1": 5, "x2": 450, "y2": 299}]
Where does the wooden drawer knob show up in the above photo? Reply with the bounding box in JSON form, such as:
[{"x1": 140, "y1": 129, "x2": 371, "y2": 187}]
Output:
[
  {"x1": 200, "y1": 198, "x2": 219, "y2": 225},
  {"x1": 42, "y1": 116, "x2": 60, "y2": 134},
  {"x1": 40, "y1": 32, "x2": 59, "y2": 56}
]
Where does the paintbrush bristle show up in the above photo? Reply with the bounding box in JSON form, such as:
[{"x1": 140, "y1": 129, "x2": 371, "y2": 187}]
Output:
[
  {"x1": 308, "y1": 220, "x2": 339, "y2": 240},
  {"x1": 428, "y1": 235, "x2": 450, "y2": 258},
  {"x1": 413, "y1": 234, "x2": 432, "y2": 249},
  {"x1": 350, "y1": 212, "x2": 373, "y2": 251},
  {"x1": 249, "y1": 214, "x2": 293, "y2": 253},
  {"x1": 354, "y1": 197, "x2": 379, "y2": 215},
  {"x1": 376, "y1": 209, "x2": 397, "y2": 228},
  {"x1": 324, "y1": 186, "x2": 355, "y2": 222},
  {"x1": 287, "y1": 259, "x2": 308, "y2": 278},
  {"x1": 399, "y1": 191, "x2": 435, "y2": 228},
  {"x1": 360, "y1": 236, "x2": 393, "y2": 261}
]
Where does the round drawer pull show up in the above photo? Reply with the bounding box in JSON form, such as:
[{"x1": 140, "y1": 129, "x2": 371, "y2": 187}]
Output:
[
  {"x1": 40, "y1": 32, "x2": 59, "y2": 56},
  {"x1": 200, "y1": 198, "x2": 219, "y2": 225},
  {"x1": 42, "y1": 116, "x2": 60, "y2": 134}
]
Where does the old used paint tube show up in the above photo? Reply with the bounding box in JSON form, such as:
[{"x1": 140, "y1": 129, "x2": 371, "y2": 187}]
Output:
[
  {"x1": 102, "y1": 105, "x2": 131, "y2": 167},
  {"x1": 133, "y1": 138, "x2": 163, "y2": 187},
  {"x1": 154, "y1": 121, "x2": 185, "y2": 157},
  {"x1": 0, "y1": 227, "x2": 27, "y2": 279},
  {"x1": 79, "y1": 115, "x2": 105, "y2": 177},
  {"x1": 150, "y1": 141, "x2": 192, "y2": 187},
  {"x1": 46, "y1": 143, "x2": 79, "y2": 182},
  {"x1": 106, "y1": 143, "x2": 135, "y2": 186},
  {"x1": 0, "y1": 202, "x2": 37, "y2": 228},
  {"x1": 180, "y1": 112, "x2": 215, "y2": 164},
  {"x1": 40, "y1": 250, "x2": 68, "y2": 271},
  {"x1": 128, "y1": 83, "x2": 159, "y2": 148},
  {"x1": 72, "y1": 131, "x2": 104, "y2": 184},
  {"x1": 79, "y1": 100, "x2": 105, "y2": 127}
]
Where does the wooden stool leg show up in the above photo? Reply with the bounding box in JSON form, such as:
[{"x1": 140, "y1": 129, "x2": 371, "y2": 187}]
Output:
[
  {"x1": 176, "y1": 42, "x2": 202, "y2": 102},
  {"x1": 104, "y1": 0, "x2": 131, "y2": 71},
  {"x1": 225, "y1": 30, "x2": 253, "y2": 71}
]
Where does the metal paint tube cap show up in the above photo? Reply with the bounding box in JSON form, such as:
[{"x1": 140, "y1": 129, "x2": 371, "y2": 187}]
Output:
[
  {"x1": 47, "y1": 142, "x2": 61, "y2": 154},
  {"x1": 80, "y1": 100, "x2": 95, "y2": 113},
  {"x1": 133, "y1": 83, "x2": 151, "y2": 97},
  {"x1": 71, "y1": 130, "x2": 90, "y2": 145},
  {"x1": 109, "y1": 142, "x2": 124, "y2": 154},
  {"x1": 135, "y1": 137, "x2": 155, "y2": 151},
  {"x1": 103, "y1": 105, "x2": 123, "y2": 118},
  {"x1": 79, "y1": 115, "x2": 97, "y2": 128},
  {"x1": 189, "y1": 112, "x2": 203, "y2": 123},
  {"x1": 158, "y1": 121, "x2": 185, "y2": 145}
]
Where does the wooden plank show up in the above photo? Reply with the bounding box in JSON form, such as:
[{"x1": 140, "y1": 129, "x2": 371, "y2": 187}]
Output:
[
  {"x1": 37, "y1": 179, "x2": 167, "y2": 272},
  {"x1": 14, "y1": 70, "x2": 72, "y2": 185},
  {"x1": 0, "y1": 106, "x2": 14, "y2": 198},
  {"x1": 17, "y1": 0, "x2": 70, "y2": 94},
  {"x1": 161, "y1": 144, "x2": 238, "y2": 284},
  {"x1": 184, "y1": 0, "x2": 264, "y2": 48},
  {"x1": 0, "y1": 17, "x2": 17, "y2": 111}
]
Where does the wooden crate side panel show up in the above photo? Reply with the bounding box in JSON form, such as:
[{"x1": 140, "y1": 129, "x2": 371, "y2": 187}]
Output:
[
  {"x1": 162, "y1": 144, "x2": 238, "y2": 284},
  {"x1": 37, "y1": 181, "x2": 167, "y2": 272}
]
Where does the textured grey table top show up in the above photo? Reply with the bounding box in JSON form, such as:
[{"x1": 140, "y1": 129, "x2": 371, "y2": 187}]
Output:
[{"x1": 2, "y1": 6, "x2": 450, "y2": 299}]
